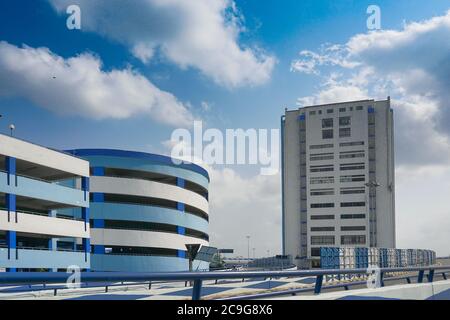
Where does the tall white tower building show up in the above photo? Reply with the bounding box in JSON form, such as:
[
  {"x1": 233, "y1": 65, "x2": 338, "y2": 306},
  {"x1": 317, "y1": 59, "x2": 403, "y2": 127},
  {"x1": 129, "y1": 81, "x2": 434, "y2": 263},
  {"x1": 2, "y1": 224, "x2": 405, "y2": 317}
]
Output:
[{"x1": 281, "y1": 98, "x2": 395, "y2": 268}]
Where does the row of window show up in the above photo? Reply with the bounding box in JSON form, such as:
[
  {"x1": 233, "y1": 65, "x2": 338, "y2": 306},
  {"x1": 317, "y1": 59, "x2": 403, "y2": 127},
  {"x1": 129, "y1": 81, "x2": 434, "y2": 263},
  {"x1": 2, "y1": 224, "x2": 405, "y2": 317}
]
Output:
[
  {"x1": 90, "y1": 219, "x2": 209, "y2": 241},
  {"x1": 310, "y1": 153, "x2": 334, "y2": 161},
  {"x1": 310, "y1": 164, "x2": 334, "y2": 173},
  {"x1": 310, "y1": 188, "x2": 334, "y2": 196},
  {"x1": 310, "y1": 163, "x2": 365, "y2": 173},
  {"x1": 310, "y1": 202, "x2": 366, "y2": 208},
  {"x1": 310, "y1": 176, "x2": 334, "y2": 184},
  {"x1": 309, "y1": 141, "x2": 365, "y2": 150},
  {"x1": 310, "y1": 226, "x2": 366, "y2": 232},
  {"x1": 310, "y1": 235, "x2": 366, "y2": 245},
  {"x1": 308, "y1": 105, "x2": 364, "y2": 117},
  {"x1": 310, "y1": 214, "x2": 366, "y2": 220},
  {"x1": 340, "y1": 163, "x2": 365, "y2": 171},
  {"x1": 94, "y1": 167, "x2": 208, "y2": 200},
  {"x1": 340, "y1": 141, "x2": 364, "y2": 147},
  {"x1": 310, "y1": 187, "x2": 365, "y2": 196},
  {"x1": 339, "y1": 150, "x2": 365, "y2": 159},
  {"x1": 310, "y1": 150, "x2": 365, "y2": 161},
  {"x1": 90, "y1": 193, "x2": 209, "y2": 221},
  {"x1": 98, "y1": 245, "x2": 182, "y2": 258},
  {"x1": 341, "y1": 187, "x2": 365, "y2": 194},
  {"x1": 310, "y1": 175, "x2": 365, "y2": 184},
  {"x1": 322, "y1": 127, "x2": 358, "y2": 139},
  {"x1": 322, "y1": 117, "x2": 352, "y2": 128},
  {"x1": 340, "y1": 175, "x2": 365, "y2": 183},
  {"x1": 310, "y1": 143, "x2": 334, "y2": 150}
]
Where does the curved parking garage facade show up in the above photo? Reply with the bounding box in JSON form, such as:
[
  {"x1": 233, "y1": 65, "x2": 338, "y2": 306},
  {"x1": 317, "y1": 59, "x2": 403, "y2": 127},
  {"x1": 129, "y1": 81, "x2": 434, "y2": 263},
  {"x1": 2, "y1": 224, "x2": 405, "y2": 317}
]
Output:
[{"x1": 67, "y1": 149, "x2": 210, "y2": 272}]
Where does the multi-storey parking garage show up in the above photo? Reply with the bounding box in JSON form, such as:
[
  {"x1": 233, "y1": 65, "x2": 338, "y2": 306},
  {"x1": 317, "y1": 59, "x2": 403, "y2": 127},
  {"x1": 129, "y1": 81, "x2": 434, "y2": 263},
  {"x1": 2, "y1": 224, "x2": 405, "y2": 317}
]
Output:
[
  {"x1": 0, "y1": 134, "x2": 90, "y2": 272},
  {"x1": 67, "y1": 149, "x2": 210, "y2": 272}
]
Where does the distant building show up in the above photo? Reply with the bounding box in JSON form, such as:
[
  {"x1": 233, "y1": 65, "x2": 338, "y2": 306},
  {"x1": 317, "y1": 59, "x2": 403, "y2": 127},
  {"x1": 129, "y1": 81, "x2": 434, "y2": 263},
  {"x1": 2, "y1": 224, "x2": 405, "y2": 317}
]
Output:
[
  {"x1": 281, "y1": 98, "x2": 395, "y2": 269},
  {"x1": 0, "y1": 134, "x2": 90, "y2": 272}
]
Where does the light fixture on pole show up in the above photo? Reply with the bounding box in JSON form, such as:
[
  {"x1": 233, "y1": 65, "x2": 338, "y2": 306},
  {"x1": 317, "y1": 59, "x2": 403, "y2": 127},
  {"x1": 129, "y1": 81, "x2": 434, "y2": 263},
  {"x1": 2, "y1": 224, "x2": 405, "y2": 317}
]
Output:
[
  {"x1": 365, "y1": 181, "x2": 380, "y2": 188},
  {"x1": 9, "y1": 124, "x2": 15, "y2": 137}
]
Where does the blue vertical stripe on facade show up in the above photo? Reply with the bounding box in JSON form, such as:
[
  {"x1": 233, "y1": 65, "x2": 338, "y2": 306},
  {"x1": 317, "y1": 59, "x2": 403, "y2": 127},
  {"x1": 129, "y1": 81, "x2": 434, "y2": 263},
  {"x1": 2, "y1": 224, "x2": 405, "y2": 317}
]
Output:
[
  {"x1": 92, "y1": 167, "x2": 105, "y2": 176},
  {"x1": 5, "y1": 156, "x2": 16, "y2": 185},
  {"x1": 92, "y1": 219, "x2": 105, "y2": 228},
  {"x1": 177, "y1": 226, "x2": 186, "y2": 235},
  {"x1": 92, "y1": 193, "x2": 105, "y2": 202},
  {"x1": 93, "y1": 245, "x2": 105, "y2": 255},
  {"x1": 177, "y1": 202, "x2": 185, "y2": 212}
]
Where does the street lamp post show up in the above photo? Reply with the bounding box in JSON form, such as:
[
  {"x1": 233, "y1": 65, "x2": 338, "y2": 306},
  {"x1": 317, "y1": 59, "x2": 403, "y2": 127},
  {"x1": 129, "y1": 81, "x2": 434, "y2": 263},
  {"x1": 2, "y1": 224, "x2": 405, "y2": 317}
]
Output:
[{"x1": 246, "y1": 236, "x2": 250, "y2": 268}]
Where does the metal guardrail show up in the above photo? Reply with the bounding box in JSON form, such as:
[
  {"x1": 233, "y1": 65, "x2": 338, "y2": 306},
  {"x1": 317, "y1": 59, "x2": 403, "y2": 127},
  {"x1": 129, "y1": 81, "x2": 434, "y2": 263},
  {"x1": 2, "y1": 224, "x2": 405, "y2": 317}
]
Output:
[
  {"x1": 0, "y1": 265, "x2": 449, "y2": 300},
  {"x1": 0, "y1": 207, "x2": 82, "y2": 221},
  {"x1": 15, "y1": 246, "x2": 84, "y2": 253}
]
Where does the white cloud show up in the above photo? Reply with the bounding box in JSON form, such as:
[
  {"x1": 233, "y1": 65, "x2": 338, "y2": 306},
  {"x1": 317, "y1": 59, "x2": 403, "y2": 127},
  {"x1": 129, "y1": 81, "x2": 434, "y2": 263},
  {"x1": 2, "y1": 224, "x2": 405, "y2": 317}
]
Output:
[
  {"x1": 0, "y1": 41, "x2": 194, "y2": 127},
  {"x1": 131, "y1": 42, "x2": 155, "y2": 64},
  {"x1": 292, "y1": 10, "x2": 450, "y2": 255},
  {"x1": 346, "y1": 12, "x2": 450, "y2": 136},
  {"x1": 201, "y1": 101, "x2": 212, "y2": 112},
  {"x1": 395, "y1": 167, "x2": 450, "y2": 255},
  {"x1": 208, "y1": 168, "x2": 281, "y2": 257},
  {"x1": 293, "y1": 10, "x2": 450, "y2": 169},
  {"x1": 296, "y1": 77, "x2": 369, "y2": 107},
  {"x1": 291, "y1": 46, "x2": 359, "y2": 75},
  {"x1": 160, "y1": 135, "x2": 281, "y2": 257},
  {"x1": 48, "y1": 0, "x2": 276, "y2": 88}
]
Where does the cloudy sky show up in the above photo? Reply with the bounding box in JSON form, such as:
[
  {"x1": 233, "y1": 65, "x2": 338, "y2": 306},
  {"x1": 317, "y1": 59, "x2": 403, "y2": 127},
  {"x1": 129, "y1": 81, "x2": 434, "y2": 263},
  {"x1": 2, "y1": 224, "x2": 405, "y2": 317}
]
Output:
[{"x1": 0, "y1": 0, "x2": 449, "y2": 257}]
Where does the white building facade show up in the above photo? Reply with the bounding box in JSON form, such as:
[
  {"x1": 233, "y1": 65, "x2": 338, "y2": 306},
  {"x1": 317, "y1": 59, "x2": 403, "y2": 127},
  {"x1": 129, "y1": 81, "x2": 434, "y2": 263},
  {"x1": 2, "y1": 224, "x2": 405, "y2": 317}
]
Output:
[
  {"x1": 0, "y1": 134, "x2": 90, "y2": 272},
  {"x1": 281, "y1": 98, "x2": 395, "y2": 268}
]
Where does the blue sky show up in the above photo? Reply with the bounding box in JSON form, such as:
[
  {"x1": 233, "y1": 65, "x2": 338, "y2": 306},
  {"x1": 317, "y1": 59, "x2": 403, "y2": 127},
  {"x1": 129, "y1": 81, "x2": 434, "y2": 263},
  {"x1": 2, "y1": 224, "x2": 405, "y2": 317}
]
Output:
[
  {"x1": 0, "y1": 0, "x2": 447, "y2": 151},
  {"x1": 0, "y1": 0, "x2": 450, "y2": 256}
]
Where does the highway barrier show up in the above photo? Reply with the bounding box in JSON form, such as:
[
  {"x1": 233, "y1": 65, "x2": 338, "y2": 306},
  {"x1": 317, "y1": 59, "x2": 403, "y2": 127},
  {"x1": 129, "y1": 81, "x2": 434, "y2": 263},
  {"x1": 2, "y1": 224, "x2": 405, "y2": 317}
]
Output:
[{"x1": 0, "y1": 264, "x2": 449, "y2": 300}]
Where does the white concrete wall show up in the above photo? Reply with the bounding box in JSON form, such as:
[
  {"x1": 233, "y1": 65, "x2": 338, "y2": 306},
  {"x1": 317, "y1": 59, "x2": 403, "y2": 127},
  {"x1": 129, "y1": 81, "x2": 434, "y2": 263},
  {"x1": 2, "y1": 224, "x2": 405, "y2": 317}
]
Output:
[
  {"x1": 374, "y1": 100, "x2": 396, "y2": 248},
  {"x1": 0, "y1": 134, "x2": 89, "y2": 177},
  {"x1": 0, "y1": 210, "x2": 89, "y2": 238},
  {"x1": 282, "y1": 112, "x2": 301, "y2": 264},
  {"x1": 90, "y1": 229, "x2": 208, "y2": 250}
]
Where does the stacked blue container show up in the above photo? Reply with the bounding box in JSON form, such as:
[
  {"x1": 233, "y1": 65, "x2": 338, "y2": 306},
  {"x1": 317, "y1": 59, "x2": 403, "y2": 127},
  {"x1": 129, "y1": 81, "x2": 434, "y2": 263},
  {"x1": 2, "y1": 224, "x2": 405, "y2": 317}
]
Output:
[
  {"x1": 320, "y1": 247, "x2": 330, "y2": 269},
  {"x1": 319, "y1": 247, "x2": 435, "y2": 270},
  {"x1": 396, "y1": 249, "x2": 401, "y2": 268},
  {"x1": 332, "y1": 247, "x2": 340, "y2": 269}
]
